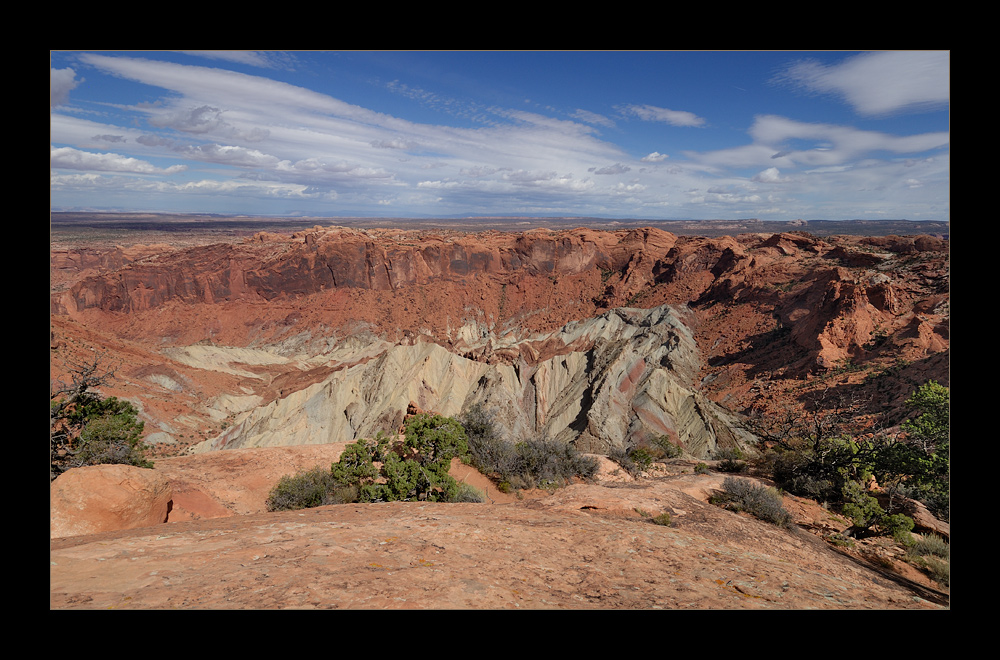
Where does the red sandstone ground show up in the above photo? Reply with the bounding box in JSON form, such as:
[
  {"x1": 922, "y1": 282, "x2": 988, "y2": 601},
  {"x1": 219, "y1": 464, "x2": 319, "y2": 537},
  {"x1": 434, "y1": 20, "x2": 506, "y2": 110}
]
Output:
[{"x1": 50, "y1": 447, "x2": 948, "y2": 610}]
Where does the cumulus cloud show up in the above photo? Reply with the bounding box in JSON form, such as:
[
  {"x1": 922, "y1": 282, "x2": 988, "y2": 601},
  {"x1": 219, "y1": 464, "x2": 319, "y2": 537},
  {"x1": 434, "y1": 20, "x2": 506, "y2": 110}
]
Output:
[
  {"x1": 753, "y1": 167, "x2": 787, "y2": 183},
  {"x1": 775, "y1": 51, "x2": 949, "y2": 117},
  {"x1": 622, "y1": 104, "x2": 706, "y2": 127},
  {"x1": 50, "y1": 68, "x2": 80, "y2": 108},
  {"x1": 590, "y1": 163, "x2": 632, "y2": 175},
  {"x1": 641, "y1": 152, "x2": 668, "y2": 162},
  {"x1": 51, "y1": 146, "x2": 186, "y2": 174}
]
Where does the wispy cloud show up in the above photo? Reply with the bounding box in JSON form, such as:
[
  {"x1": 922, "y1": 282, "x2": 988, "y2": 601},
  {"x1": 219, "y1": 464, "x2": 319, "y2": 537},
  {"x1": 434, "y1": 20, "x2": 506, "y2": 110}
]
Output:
[
  {"x1": 773, "y1": 50, "x2": 949, "y2": 117},
  {"x1": 49, "y1": 51, "x2": 949, "y2": 220},
  {"x1": 621, "y1": 104, "x2": 706, "y2": 127}
]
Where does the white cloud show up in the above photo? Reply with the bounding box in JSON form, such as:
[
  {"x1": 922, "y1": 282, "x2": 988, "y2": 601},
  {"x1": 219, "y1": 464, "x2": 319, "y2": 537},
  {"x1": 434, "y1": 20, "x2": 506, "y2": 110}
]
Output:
[
  {"x1": 51, "y1": 52, "x2": 948, "y2": 220},
  {"x1": 50, "y1": 68, "x2": 80, "y2": 108},
  {"x1": 622, "y1": 104, "x2": 706, "y2": 127},
  {"x1": 572, "y1": 109, "x2": 616, "y2": 128},
  {"x1": 176, "y1": 51, "x2": 297, "y2": 70},
  {"x1": 753, "y1": 167, "x2": 787, "y2": 183},
  {"x1": 693, "y1": 115, "x2": 949, "y2": 170},
  {"x1": 50, "y1": 146, "x2": 187, "y2": 174},
  {"x1": 591, "y1": 163, "x2": 632, "y2": 175},
  {"x1": 776, "y1": 51, "x2": 949, "y2": 117}
]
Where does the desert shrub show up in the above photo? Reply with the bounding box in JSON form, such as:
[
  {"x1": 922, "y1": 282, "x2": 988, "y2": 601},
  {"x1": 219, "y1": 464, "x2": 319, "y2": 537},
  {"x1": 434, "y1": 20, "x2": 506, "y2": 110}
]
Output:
[
  {"x1": 71, "y1": 399, "x2": 152, "y2": 470},
  {"x1": 607, "y1": 446, "x2": 635, "y2": 474},
  {"x1": 651, "y1": 512, "x2": 672, "y2": 526},
  {"x1": 629, "y1": 446, "x2": 654, "y2": 471},
  {"x1": 714, "y1": 446, "x2": 747, "y2": 473},
  {"x1": 650, "y1": 435, "x2": 684, "y2": 459},
  {"x1": 462, "y1": 410, "x2": 598, "y2": 490},
  {"x1": 695, "y1": 462, "x2": 709, "y2": 474},
  {"x1": 922, "y1": 556, "x2": 950, "y2": 587},
  {"x1": 904, "y1": 534, "x2": 950, "y2": 587},
  {"x1": 839, "y1": 480, "x2": 915, "y2": 543},
  {"x1": 756, "y1": 434, "x2": 864, "y2": 505},
  {"x1": 716, "y1": 476, "x2": 793, "y2": 528},
  {"x1": 266, "y1": 466, "x2": 342, "y2": 511},
  {"x1": 452, "y1": 482, "x2": 487, "y2": 503},
  {"x1": 608, "y1": 444, "x2": 654, "y2": 476},
  {"x1": 879, "y1": 513, "x2": 916, "y2": 545},
  {"x1": 460, "y1": 404, "x2": 523, "y2": 478},
  {"x1": 269, "y1": 416, "x2": 479, "y2": 509},
  {"x1": 840, "y1": 480, "x2": 884, "y2": 535},
  {"x1": 909, "y1": 533, "x2": 950, "y2": 560},
  {"x1": 513, "y1": 437, "x2": 599, "y2": 489}
]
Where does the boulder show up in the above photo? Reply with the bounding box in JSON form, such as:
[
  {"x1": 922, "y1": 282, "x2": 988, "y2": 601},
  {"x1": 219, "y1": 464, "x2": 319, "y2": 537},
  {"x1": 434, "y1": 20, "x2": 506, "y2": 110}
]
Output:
[{"x1": 50, "y1": 464, "x2": 172, "y2": 538}]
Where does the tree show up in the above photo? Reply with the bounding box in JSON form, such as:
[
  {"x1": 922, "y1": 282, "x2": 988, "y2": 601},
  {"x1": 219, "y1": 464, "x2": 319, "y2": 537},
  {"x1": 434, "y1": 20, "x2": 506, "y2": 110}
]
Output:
[
  {"x1": 50, "y1": 351, "x2": 152, "y2": 480},
  {"x1": 323, "y1": 416, "x2": 469, "y2": 504},
  {"x1": 868, "y1": 380, "x2": 949, "y2": 519}
]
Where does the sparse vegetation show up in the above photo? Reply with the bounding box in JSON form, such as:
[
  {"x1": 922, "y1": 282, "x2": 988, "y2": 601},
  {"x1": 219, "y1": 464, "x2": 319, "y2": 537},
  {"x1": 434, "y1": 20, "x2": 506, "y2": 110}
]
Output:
[
  {"x1": 712, "y1": 476, "x2": 793, "y2": 528},
  {"x1": 608, "y1": 435, "x2": 683, "y2": 476},
  {"x1": 651, "y1": 512, "x2": 672, "y2": 526},
  {"x1": 266, "y1": 407, "x2": 601, "y2": 511},
  {"x1": 747, "y1": 380, "x2": 949, "y2": 546},
  {"x1": 904, "y1": 533, "x2": 950, "y2": 587},
  {"x1": 50, "y1": 351, "x2": 153, "y2": 480},
  {"x1": 714, "y1": 446, "x2": 747, "y2": 473},
  {"x1": 459, "y1": 403, "x2": 599, "y2": 491},
  {"x1": 265, "y1": 466, "x2": 351, "y2": 511},
  {"x1": 267, "y1": 414, "x2": 471, "y2": 510}
]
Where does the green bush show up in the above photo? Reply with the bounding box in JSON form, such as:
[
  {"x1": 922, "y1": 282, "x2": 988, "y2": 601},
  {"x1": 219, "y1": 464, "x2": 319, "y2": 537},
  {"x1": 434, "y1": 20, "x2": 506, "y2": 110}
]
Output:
[
  {"x1": 695, "y1": 462, "x2": 710, "y2": 474},
  {"x1": 51, "y1": 363, "x2": 154, "y2": 478},
  {"x1": 266, "y1": 466, "x2": 344, "y2": 511},
  {"x1": 760, "y1": 437, "x2": 859, "y2": 503},
  {"x1": 879, "y1": 513, "x2": 915, "y2": 545},
  {"x1": 268, "y1": 415, "x2": 478, "y2": 509},
  {"x1": 403, "y1": 413, "x2": 470, "y2": 466},
  {"x1": 840, "y1": 480, "x2": 883, "y2": 534},
  {"x1": 715, "y1": 476, "x2": 793, "y2": 528},
  {"x1": 650, "y1": 435, "x2": 683, "y2": 459},
  {"x1": 73, "y1": 402, "x2": 153, "y2": 470}
]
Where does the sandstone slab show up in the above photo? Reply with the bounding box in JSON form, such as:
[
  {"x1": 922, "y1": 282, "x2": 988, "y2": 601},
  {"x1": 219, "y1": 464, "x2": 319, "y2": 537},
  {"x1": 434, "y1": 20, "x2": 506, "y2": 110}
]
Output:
[{"x1": 51, "y1": 465, "x2": 172, "y2": 539}]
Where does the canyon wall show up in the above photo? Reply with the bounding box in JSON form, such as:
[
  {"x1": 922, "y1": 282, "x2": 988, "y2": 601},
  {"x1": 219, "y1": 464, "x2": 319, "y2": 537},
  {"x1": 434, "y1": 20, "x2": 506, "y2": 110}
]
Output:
[{"x1": 50, "y1": 225, "x2": 949, "y2": 458}]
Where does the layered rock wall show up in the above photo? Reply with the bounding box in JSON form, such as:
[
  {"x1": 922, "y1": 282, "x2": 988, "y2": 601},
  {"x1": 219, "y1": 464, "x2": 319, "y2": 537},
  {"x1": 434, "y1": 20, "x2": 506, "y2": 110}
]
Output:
[{"x1": 192, "y1": 305, "x2": 752, "y2": 458}]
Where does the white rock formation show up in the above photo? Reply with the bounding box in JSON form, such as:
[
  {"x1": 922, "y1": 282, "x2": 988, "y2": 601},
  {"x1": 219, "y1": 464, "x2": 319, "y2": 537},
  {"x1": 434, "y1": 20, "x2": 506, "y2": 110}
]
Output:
[{"x1": 191, "y1": 305, "x2": 753, "y2": 458}]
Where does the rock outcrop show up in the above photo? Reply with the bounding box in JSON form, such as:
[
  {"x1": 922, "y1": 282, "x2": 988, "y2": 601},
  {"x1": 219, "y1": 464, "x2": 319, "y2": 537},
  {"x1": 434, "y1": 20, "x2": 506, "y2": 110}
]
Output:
[
  {"x1": 50, "y1": 465, "x2": 172, "y2": 538},
  {"x1": 190, "y1": 305, "x2": 752, "y2": 458}
]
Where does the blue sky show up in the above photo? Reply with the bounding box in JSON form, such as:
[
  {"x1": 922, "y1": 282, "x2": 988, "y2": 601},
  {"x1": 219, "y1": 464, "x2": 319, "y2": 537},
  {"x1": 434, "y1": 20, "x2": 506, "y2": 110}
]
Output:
[{"x1": 50, "y1": 51, "x2": 949, "y2": 221}]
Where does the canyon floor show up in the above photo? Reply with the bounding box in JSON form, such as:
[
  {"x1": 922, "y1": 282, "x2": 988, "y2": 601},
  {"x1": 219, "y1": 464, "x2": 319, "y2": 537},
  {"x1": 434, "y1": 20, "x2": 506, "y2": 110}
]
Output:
[{"x1": 49, "y1": 216, "x2": 950, "y2": 610}]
